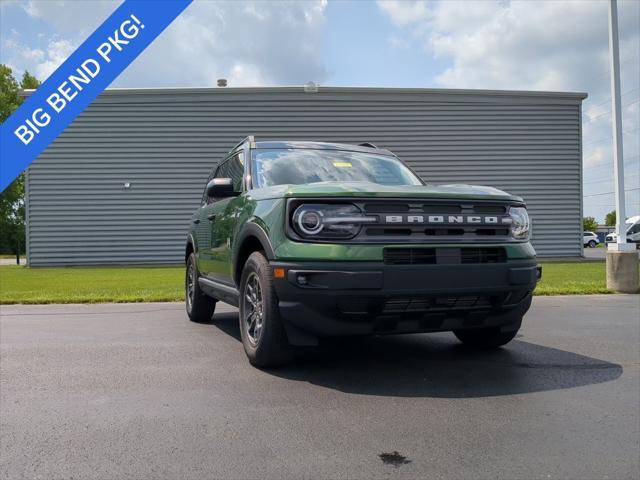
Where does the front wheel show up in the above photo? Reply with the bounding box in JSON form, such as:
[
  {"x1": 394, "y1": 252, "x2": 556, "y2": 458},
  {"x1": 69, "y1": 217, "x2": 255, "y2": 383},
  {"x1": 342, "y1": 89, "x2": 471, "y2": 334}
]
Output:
[
  {"x1": 588, "y1": 240, "x2": 597, "y2": 248},
  {"x1": 453, "y1": 322, "x2": 520, "y2": 348},
  {"x1": 239, "y1": 251, "x2": 293, "y2": 368},
  {"x1": 185, "y1": 253, "x2": 217, "y2": 323}
]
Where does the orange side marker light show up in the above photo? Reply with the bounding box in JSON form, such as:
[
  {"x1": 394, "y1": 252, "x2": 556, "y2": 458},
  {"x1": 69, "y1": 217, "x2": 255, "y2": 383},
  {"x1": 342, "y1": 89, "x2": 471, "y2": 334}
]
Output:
[{"x1": 273, "y1": 267, "x2": 285, "y2": 279}]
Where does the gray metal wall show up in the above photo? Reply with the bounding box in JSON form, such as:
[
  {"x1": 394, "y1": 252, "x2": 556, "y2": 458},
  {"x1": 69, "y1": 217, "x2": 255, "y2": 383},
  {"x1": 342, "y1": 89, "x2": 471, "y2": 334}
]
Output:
[{"x1": 26, "y1": 87, "x2": 586, "y2": 265}]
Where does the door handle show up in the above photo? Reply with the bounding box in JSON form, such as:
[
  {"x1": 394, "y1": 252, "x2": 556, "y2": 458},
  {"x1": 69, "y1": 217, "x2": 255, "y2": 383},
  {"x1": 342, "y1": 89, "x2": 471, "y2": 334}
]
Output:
[
  {"x1": 192, "y1": 219, "x2": 200, "y2": 224},
  {"x1": 207, "y1": 214, "x2": 217, "y2": 221}
]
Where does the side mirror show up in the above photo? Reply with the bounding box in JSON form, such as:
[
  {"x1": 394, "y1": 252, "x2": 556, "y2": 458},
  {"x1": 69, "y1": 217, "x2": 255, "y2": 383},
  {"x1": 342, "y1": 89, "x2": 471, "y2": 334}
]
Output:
[{"x1": 206, "y1": 178, "x2": 238, "y2": 198}]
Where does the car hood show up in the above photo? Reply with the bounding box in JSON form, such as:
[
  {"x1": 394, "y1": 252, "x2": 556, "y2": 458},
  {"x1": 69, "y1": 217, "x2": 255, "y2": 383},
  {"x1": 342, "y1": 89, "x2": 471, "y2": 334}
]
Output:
[{"x1": 249, "y1": 181, "x2": 523, "y2": 203}]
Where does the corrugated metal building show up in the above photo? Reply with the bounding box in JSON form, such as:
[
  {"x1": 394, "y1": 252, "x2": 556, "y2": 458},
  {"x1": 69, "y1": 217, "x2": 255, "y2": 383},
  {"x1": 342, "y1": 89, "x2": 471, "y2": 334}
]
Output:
[{"x1": 25, "y1": 86, "x2": 586, "y2": 265}]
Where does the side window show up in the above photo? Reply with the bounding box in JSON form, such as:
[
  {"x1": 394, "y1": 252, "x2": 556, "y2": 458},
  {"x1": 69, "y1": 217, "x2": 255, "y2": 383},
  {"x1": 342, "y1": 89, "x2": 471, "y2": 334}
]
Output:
[
  {"x1": 215, "y1": 151, "x2": 244, "y2": 192},
  {"x1": 201, "y1": 166, "x2": 217, "y2": 206},
  {"x1": 214, "y1": 160, "x2": 229, "y2": 180},
  {"x1": 209, "y1": 160, "x2": 230, "y2": 203},
  {"x1": 204, "y1": 150, "x2": 245, "y2": 204},
  {"x1": 227, "y1": 152, "x2": 244, "y2": 191}
]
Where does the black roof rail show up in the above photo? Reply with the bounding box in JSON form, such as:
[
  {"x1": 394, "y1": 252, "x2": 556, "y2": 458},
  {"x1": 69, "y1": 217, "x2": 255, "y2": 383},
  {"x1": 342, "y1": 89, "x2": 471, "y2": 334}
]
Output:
[
  {"x1": 230, "y1": 135, "x2": 255, "y2": 152},
  {"x1": 358, "y1": 142, "x2": 378, "y2": 149}
]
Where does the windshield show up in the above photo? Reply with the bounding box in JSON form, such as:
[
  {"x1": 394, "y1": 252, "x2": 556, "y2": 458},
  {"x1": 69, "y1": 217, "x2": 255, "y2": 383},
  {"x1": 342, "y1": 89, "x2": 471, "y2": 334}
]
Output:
[{"x1": 251, "y1": 149, "x2": 423, "y2": 189}]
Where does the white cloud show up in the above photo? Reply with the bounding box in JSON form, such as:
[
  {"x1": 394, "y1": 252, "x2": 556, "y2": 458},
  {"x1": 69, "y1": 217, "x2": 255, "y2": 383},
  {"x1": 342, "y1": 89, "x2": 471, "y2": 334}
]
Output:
[
  {"x1": 375, "y1": 0, "x2": 639, "y2": 105},
  {"x1": 585, "y1": 145, "x2": 607, "y2": 168},
  {"x1": 377, "y1": 0, "x2": 428, "y2": 27},
  {"x1": 35, "y1": 38, "x2": 75, "y2": 79},
  {"x1": 20, "y1": 0, "x2": 118, "y2": 35},
  {"x1": 227, "y1": 62, "x2": 266, "y2": 87},
  {"x1": 377, "y1": 0, "x2": 640, "y2": 220},
  {"x1": 2, "y1": 36, "x2": 75, "y2": 81},
  {"x1": 3, "y1": 0, "x2": 329, "y2": 88}
]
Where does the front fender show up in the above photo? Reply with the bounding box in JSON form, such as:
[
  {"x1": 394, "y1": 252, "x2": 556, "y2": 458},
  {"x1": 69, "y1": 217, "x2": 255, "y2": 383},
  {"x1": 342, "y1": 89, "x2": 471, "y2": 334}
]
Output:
[
  {"x1": 185, "y1": 233, "x2": 197, "y2": 262},
  {"x1": 234, "y1": 221, "x2": 276, "y2": 260}
]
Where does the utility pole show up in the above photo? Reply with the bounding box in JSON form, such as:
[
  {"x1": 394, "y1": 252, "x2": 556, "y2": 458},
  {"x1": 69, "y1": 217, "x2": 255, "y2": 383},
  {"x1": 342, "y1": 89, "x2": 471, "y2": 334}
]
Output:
[
  {"x1": 608, "y1": 0, "x2": 628, "y2": 249},
  {"x1": 606, "y1": 0, "x2": 638, "y2": 293}
]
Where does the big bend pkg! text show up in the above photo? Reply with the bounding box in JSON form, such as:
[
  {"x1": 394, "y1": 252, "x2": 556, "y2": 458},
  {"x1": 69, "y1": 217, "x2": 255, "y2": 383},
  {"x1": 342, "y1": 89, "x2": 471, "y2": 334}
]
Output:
[{"x1": 14, "y1": 15, "x2": 145, "y2": 146}]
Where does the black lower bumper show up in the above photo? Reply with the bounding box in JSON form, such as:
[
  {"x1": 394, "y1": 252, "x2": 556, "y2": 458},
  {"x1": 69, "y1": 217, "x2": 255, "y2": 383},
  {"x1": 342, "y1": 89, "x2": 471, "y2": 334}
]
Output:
[{"x1": 271, "y1": 259, "x2": 539, "y2": 341}]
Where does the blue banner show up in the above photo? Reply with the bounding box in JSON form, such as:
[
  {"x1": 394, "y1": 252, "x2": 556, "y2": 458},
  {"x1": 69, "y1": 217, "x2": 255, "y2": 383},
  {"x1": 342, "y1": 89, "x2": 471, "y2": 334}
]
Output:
[{"x1": 0, "y1": 0, "x2": 192, "y2": 192}]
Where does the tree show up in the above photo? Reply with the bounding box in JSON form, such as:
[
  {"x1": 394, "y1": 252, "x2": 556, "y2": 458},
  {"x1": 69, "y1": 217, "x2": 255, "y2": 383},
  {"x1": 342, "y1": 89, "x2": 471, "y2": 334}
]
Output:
[
  {"x1": 0, "y1": 64, "x2": 21, "y2": 122},
  {"x1": 0, "y1": 65, "x2": 40, "y2": 264},
  {"x1": 583, "y1": 216, "x2": 598, "y2": 232},
  {"x1": 0, "y1": 173, "x2": 25, "y2": 262},
  {"x1": 605, "y1": 210, "x2": 616, "y2": 226},
  {"x1": 21, "y1": 70, "x2": 40, "y2": 90}
]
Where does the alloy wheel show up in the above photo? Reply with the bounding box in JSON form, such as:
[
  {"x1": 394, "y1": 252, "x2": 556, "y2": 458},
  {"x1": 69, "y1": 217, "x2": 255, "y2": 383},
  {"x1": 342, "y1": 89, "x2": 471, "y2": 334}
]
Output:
[
  {"x1": 186, "y1": 260, "x2": 195, "y2": 310},
  {"x1": 243, "y1": 272, "x2": 264, "y2": 346}
]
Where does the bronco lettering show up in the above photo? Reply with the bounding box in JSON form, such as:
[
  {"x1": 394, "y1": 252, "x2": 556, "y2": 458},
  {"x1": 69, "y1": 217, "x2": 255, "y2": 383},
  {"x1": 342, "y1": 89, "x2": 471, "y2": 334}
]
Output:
[{"x1": 382, "y1": 214, "x2": 511, "y2": 225}]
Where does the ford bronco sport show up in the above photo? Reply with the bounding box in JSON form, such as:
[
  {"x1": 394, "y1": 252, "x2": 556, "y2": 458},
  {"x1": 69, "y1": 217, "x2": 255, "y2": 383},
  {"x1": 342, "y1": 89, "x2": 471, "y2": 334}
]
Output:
[{"x1": 185, "y1": 137, "x2": 540, "y2": 367}]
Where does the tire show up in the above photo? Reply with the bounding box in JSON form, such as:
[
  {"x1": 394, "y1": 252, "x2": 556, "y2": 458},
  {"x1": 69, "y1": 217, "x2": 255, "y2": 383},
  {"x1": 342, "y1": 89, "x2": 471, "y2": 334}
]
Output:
[
  {"x1": 185, "y1": 253, "x2": 217, "y2": 323},
  {"x1": 453, "y1": 321, "x2": 521, "y2": 348},
  {"x1": 239, "y1": 251, "x2": 293, "y2": 368},
  {"x1": 588, "y1": 240, "x2": 597, "y2": 248}
]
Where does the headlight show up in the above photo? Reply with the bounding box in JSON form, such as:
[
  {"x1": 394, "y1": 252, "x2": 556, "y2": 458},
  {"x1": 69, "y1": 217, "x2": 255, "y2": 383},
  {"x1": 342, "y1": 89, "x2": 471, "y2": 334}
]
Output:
[
  {"x1": 509, "y1": 206, "x2": 530, "y2": 240},
  {"x1": 291, "y1": 203, "x2": 376, "y2": 240}
]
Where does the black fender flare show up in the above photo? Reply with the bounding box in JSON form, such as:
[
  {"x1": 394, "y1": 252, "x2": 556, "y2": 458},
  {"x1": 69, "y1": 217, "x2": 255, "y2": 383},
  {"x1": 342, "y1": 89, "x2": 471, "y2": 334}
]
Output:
[
  {"x1": 185, "y1": 233, "x2": 197, "y2": 262},
  {"x1": 235, "y1": 222, "x2": 275, "y2": 260},
  {"x1": 232, "y1": 222, "x2": 276, "y2": 282}
]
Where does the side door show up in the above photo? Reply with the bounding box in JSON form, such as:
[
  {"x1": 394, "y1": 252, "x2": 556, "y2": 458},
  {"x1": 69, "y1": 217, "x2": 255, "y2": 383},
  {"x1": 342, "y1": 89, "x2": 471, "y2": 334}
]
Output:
[
  {"x1": 193, "y1": 167, "x2": 219, "y2": 276},
  {"x1": 206, "y1": 150, "x2": 246, "y2": 284}
]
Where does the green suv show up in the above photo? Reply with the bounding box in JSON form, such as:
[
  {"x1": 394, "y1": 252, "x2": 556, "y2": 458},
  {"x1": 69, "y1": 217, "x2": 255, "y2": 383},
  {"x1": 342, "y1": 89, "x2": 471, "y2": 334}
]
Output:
[{"x1": 185, "y1": 137, "x2": 540, "y2": 367}]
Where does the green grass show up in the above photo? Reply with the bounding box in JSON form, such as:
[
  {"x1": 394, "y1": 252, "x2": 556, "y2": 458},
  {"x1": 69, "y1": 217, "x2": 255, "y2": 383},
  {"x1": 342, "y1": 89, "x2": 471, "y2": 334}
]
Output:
[
  {"x1": 535, "y1": 262, "x2": 611, "y2": 295},
  {"x1": 0, "y1": 261, "x2": 625, "y2": 305},
  {"x1": 0, "y1": 265, "x2": 183, "y2": 304}
]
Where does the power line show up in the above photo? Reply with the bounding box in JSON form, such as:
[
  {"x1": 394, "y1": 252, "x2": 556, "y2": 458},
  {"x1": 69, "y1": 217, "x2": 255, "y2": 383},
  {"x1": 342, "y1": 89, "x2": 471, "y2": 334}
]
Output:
[
  {"x1": 585, "y1": 87, "x2": 640, "y2": 110},
  {"x1": 583, "y1": 98, "x2": 640, "y2": 124},
  {"x1": 583, "y1": 187, "x2": 640, "y2": 198},
  {"x1": 587, "y1": 153, "x2": 640, "y2": 169},
  {"x1": 583, "y1": 171, "x2": 640, "y2": 184},
  {"x1": 585, "y1": 54, "x2": 640, "y2": 84},
  {"x1": 582, "y1": 126, "x2": 640, "y2": 147},
  {"x1": 594, "y1": 203, "x2": 640, "y2": 207}
]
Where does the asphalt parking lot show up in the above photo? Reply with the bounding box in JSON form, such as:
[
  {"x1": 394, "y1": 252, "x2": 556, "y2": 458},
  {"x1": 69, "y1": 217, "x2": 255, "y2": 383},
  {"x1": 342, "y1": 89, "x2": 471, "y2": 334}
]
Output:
[
  {"x1": 583, "y1": 247, "x2": 607, "y2": 260},
  {"x1": 582, "y1": 247, "x2": 640, "y2": 260},
  {"x1": 584, "y1": 246, "x2": 640, "y2": 260},
  {"x1": 1, "y1": 296, "x2": 639, "y2": 479}
]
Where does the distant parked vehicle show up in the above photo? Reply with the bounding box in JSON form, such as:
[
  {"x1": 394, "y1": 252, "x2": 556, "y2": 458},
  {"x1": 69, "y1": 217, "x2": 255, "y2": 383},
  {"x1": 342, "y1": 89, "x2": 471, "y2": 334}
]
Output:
[
  {"x1": 583, "y1": 232, "x2": 599, "y2": 248},
  {"x1": 605, "y1": 216, "x2": 640, "y2": 247}
]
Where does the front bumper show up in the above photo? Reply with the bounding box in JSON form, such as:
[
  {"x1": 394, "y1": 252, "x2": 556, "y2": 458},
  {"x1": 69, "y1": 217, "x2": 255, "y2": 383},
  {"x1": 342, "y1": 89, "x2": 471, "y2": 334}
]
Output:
[{"x1": 271, "y1": 259, "x2": 540, "y2": 339}]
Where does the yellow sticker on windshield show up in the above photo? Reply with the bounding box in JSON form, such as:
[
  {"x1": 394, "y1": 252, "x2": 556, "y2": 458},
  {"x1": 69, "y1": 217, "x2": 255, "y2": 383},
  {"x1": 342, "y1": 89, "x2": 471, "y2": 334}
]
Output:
[{"x1": 333, "y1": 162, "x2": 352, "y2": 168}]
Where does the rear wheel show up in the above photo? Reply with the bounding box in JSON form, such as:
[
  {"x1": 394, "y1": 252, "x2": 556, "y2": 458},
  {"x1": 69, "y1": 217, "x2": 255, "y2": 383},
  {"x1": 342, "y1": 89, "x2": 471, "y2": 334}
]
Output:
[
  {"x1": 185, "y1": 253, "x2": 217, "y2": 323},
  {"x1": 239, "y1": 251, "x2": 293, "y2": 367},
  {"x1": 453, "y1": 322, "x2": 521, "y2": 348},
  {"x1": 588, "y1": 240, "x2": 597, "y2": 248}
]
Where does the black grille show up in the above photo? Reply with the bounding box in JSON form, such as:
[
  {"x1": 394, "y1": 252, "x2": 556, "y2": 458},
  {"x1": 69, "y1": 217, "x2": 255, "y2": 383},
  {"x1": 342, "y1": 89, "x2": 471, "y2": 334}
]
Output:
[
  {"x1": 460, "y1": 247, "x2": 507, "y2": 264},
  {"x1": 360, "y1": 200, "x2": 512, "y2": 242},
  {"x1": 380, "y1": 295, "x2": 493, "y2": 314},
  {"x1": 383, "y1": 247, "x2": 506, "y2": 265},
  {"x1": 384, "y1": 248, "x2": 437, "y2": 265},
  {"x1": 335, "y1": 294, "x2": 502, "y2": 330}
]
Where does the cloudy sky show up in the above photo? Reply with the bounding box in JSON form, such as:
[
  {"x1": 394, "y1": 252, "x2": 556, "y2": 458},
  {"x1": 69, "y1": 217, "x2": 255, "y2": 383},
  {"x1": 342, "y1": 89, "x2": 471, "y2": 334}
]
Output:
[{"x1": 1, "y1": 0, "x2": 638, "y2": 222}]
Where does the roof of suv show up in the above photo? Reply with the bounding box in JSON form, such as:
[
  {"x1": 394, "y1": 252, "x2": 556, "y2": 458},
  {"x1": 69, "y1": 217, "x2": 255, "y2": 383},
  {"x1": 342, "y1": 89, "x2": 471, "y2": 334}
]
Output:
[{"x1": 250, "y1": 140, "x2": 396, "y2": 157}]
